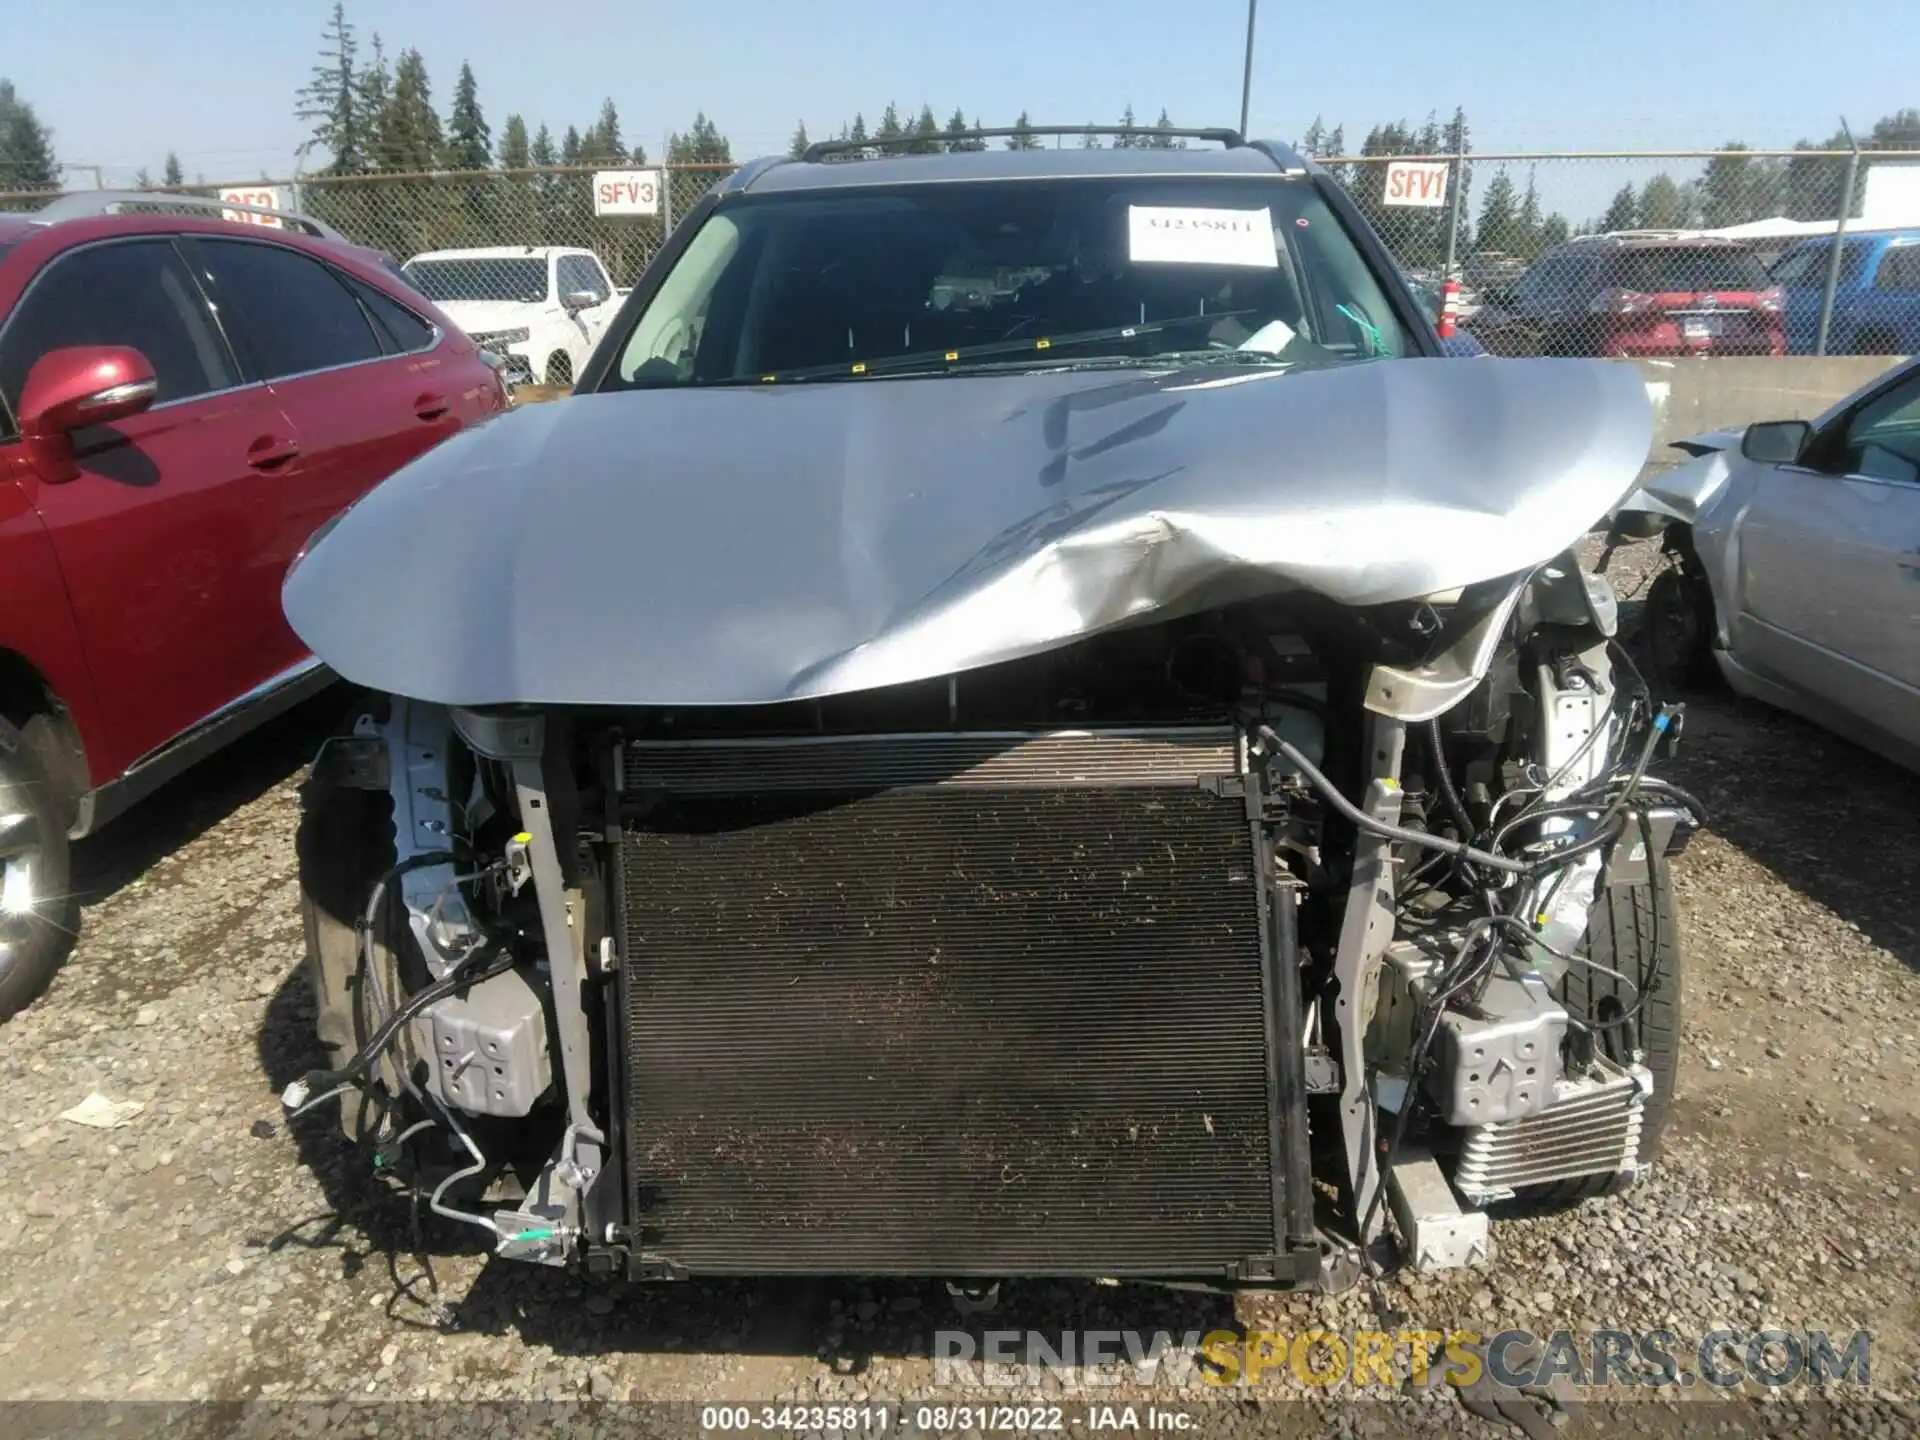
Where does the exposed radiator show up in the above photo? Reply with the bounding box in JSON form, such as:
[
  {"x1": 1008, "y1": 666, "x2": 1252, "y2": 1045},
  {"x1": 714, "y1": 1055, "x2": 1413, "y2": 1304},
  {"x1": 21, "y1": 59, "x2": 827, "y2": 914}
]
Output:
[
  {"x1": 614, "y1": 728, "x2": 1301, "y2": 1279},
  {"x1": 1452, "y1": 1057, "x2": 1652, "y2": 1203}
]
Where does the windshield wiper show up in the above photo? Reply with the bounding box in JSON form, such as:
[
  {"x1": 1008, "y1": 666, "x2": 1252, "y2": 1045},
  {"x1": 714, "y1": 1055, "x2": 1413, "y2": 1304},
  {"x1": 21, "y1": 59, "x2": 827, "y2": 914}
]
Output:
[{"x1": 756, "y1": 310, "x2": 1259, "y2": 384}]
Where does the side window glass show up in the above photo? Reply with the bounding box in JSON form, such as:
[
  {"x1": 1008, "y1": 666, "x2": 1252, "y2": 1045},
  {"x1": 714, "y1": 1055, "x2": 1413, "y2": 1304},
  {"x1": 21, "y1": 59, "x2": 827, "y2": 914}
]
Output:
[
  {"x1": 0, "y1": 239, "x2": 236, "y2": 423},
  {"x1": 1875, "y1": 247, "x2": 1920, "y2": 292},
  {"x1": 190, "y1": 239, "x2": 381, "y2": 379},
  {"x1": 560, "y1": 255, "x2": 610, "y2": 303},
  {"x1": 344, "y1": 274, "x2": 436, "y2": 353},
  {"x1": 1840, "y1": 374, "x2": 1920, "y2": 484}
]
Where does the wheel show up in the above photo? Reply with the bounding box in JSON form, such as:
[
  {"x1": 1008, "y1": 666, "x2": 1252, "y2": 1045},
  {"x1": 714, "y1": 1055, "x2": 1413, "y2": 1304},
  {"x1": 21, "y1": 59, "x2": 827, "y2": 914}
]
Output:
[
  {"x1": 297, "y1": 707, "x2": 415, "y2": 1140},
  {"x1": 544, "y1": 351, "x2": 574, "y2": 388},
  {"x1": 1642, "y1": 565, "x2": 1719, "y2": 693},
  {"x1": 0, "y1": 715, "x2": 78, "y2": 1021},
  {"x1": 1515, "y1": 855, "x2": 1683, "y2": 1207}
]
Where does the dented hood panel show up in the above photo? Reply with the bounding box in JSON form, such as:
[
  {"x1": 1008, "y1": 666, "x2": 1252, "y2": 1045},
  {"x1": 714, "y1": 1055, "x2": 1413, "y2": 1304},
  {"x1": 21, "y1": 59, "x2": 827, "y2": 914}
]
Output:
[{"x1": 283, "y1": 358, "x2": 1652, "y2": 707}]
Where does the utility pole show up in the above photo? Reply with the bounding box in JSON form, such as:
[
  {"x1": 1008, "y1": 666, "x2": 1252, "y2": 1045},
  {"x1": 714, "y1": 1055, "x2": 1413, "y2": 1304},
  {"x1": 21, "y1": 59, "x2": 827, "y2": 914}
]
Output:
[{"x1": 1238, "y1": 0, "x2": 1259, "y2": 138}]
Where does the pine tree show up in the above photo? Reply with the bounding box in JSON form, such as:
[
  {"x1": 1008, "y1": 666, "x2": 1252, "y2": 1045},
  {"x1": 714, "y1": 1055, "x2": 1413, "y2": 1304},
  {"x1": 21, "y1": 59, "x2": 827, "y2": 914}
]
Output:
[
  {"x1": 531, "y1": 124, "x2": 557, "y2": 167},
  {"x1": 1476, "y1": 170, "x2": 1521, "y2": 255},
  {"x1": 162, "y1": 151, "x2": 182, "y2": 186},
  {"x1": 1007, "y1": 111, "x2": 1039, "y2": 151},
  {"x1": 498, "y1": 114, "x2": 530, "y2": 170},
  {"x1": 561, "y1": 126, "x2": 583, "y2": 165},
  {"x1": 293, "y1": 2, "x2": 364, "y2": 173},
  {"x1": 442, "y1": 61, "x2": 491, "y2": 170},
  {"x1": 378, "y1": 48, "x2": 441, "y2": 173},
  {"x1": 849, "y1": 113, "x2": 868, "y2": 146},
  {"x1": 1600, "y1": 184, "x2": 1637, "y2": 234},
  {"x1": 1300, "y1": 116, "x2": 1326, "y2": 157},
  {"x1": 585, "y1": 98, "x2": 630, "y2": 165},
  {"x1": 1636, "y1": 172, "x2": 1690, "y2": 229},
  {"x1": 942, "y1": 107, "x2": 971, "y2": 153},
  {"x1": 906, "y1": 104, "x2": 941, "y2": 155},
  {"x1": 876, "y1": 103, "x2": 904, "y2": 145},
  {"x1": 1517, "y1": 169, "x2": 1545, "y2": 257},
  {"x1": 1150, "y1": 108, "x2": 1181, "y2": 150},
  {"x1": 1113, "y1": 104, "x2": 1138, "y2": 148},
  {"x1": 133, "y1": 166, "x2": 152, "y2": 190},
  {"x1": 355, "y1": 34, "x2": 392, "y2": 167},
  {"x1": 789, "y1": 120, "x2": 811, "y2": 159},
  {"x1": 1080, "y1": 122, "x2": 1101, "y2": 149},
  {"x1": 668, "y1": 114, "x2": 729, "y2": 165}
]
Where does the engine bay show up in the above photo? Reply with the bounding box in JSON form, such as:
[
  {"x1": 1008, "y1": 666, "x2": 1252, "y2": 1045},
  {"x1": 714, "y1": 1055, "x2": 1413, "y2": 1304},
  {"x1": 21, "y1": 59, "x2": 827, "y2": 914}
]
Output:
[{"x1": 292, "y1": 557, "x2": 1700, "y2": 1286}]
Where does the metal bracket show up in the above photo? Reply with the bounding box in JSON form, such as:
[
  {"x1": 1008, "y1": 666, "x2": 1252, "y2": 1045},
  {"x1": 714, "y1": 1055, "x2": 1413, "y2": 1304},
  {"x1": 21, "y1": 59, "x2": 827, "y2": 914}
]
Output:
[
  {"x1": 1333, "y1": 717, "x2": 1406, "y2": 1243},
  {"x1": 362, "y1": 701, "x2": 477, "y2": 979},
  {"x1": 510, "y1": 754, "x2": 606, "y2": 1236},
  {"x1": 1387, "y1": 1146, "x2": 1492, "y2": 1274},
  {"x1": 314, "y1": 735, "x2": 388, "y2": 790}
]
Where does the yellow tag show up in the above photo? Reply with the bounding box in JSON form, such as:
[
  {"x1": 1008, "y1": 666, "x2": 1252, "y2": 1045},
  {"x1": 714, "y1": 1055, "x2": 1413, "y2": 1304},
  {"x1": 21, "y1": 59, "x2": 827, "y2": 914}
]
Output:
[
  {"x1": 945, "y1": 350, "x2": 959, "y2": 362},
  {"x1": 511, "y1": 831, "x2": 532, "y2": 844},
  {"x1": 761, "y1": 374, "x2": 777, "y2": 383},
  {"x1": 852, "y1": 362, "x2": 867, "y2": 375},
  {"x1": 1035, "y1": 338, "x2": 1052, "y2": 351}
]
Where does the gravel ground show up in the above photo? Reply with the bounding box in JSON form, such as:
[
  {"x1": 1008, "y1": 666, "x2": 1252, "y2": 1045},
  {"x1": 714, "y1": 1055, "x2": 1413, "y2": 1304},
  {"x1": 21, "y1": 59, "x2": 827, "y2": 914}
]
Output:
[{"x1": 1, "y1": 541, "x2": 1917, "y2": 1435}]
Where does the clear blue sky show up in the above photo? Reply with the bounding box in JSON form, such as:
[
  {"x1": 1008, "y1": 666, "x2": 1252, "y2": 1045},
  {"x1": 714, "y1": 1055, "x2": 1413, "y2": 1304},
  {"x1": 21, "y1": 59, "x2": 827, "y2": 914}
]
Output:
[{"x1": 3, "y1": 0, "x2": 1912, "y2": 188}]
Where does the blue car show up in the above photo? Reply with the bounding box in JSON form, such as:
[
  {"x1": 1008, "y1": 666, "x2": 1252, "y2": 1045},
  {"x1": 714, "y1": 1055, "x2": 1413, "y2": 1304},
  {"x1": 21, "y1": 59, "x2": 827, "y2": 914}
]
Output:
[{"x1": 1771, "y1": 229, "x2": 1920, "y2": 354}]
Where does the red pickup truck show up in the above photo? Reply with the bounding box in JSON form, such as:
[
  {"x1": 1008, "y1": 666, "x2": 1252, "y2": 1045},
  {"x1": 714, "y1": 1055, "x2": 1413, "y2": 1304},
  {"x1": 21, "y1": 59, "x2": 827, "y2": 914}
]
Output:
[{"x1": 0, "y1": 194, "x2": 506, "y2": 1018}]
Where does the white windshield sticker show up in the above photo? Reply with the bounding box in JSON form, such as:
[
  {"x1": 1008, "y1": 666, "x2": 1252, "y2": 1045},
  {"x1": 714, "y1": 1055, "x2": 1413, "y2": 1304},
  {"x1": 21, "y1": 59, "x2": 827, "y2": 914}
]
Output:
[{"x1": 1128, "y1": 206, "x2": 1278, "y2": 268}]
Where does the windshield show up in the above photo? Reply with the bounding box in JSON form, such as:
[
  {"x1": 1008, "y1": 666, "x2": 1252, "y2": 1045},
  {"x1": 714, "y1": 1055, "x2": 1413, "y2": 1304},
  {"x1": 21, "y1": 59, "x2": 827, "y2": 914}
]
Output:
[
  {"x1": 604, "y1": 177, "x2": 1412, "y2": 388},
  {"x1": 402, "y1": 257, "x2": 548, "y2": 304}
]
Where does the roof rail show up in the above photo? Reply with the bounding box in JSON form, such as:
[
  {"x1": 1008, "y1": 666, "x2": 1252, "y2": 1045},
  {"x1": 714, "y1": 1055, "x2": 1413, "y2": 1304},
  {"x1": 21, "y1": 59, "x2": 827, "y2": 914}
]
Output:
[
  {"x1": 32, "y1": 191, "x2": 346, "y2": 241},
  {"x1": 801, "y1": 125, "x2": 1244, "y2": 162}
]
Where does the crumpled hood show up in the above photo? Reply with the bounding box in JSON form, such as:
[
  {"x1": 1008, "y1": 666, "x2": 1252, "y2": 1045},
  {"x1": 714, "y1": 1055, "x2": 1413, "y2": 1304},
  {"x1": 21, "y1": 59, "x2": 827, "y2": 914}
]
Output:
[{"x1": 284, "y1": 357, "x2": 1652, "y2": 707}]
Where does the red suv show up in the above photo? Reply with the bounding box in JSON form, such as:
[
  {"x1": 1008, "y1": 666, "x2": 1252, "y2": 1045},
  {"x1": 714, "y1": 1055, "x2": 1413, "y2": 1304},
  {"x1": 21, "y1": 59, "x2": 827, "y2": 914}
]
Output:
[
  {"x1": 1467, "y1": 234, "x2": 1785, "y2": 358},
  {"x1": 0, "y1": 194, "x2": 505, "y2": 1018}
]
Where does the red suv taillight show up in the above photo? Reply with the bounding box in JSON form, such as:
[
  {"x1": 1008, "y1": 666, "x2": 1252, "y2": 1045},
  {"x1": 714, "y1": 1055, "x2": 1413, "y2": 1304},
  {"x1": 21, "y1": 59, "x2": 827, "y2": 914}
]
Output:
[{"x1": 1589, "y1": 287, "x2": 1657, "y2": 317}]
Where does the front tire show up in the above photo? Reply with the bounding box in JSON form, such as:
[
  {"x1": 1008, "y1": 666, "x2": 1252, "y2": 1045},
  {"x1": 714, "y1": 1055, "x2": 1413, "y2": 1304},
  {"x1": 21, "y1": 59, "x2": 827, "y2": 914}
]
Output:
[
  {"x1": 297, "y1": 708, "x2": 411, "y2": 1139},
  {"x1": 544, "y1": 350, "x2": 574, "y2": 389},
  {"x1": 1643, "y1": 565, "x2": 1719, "y2": 693},
  {"x1": 0, "y1": 715, "x2": 78, "y2": 1021}
]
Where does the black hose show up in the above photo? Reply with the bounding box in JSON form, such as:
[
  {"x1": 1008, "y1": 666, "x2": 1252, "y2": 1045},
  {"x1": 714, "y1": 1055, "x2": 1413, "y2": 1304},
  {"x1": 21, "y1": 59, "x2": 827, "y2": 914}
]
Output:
[
  {"x1": 1255, "y1": 726, "x2": 1529, "y2": 876},
  {"x1": 1425, "y1": 719, "x2": 1477, "y2": 845},
  {"x1": 306, "y1": 943, "x2": 516, "y2": 1095}
]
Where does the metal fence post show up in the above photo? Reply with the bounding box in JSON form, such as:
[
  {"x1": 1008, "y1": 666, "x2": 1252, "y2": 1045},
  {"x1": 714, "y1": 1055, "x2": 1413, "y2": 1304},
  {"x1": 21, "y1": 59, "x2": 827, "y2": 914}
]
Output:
[
  {"x1": 1814, "y1": 119, "x2": 1860, "y2": 358},
  {"x1": 1443, "y1": 140, "x2": 1467, "y2": 281},
  {"x1": 661, "y1": 163, "x2": 674, "y2": 243}
]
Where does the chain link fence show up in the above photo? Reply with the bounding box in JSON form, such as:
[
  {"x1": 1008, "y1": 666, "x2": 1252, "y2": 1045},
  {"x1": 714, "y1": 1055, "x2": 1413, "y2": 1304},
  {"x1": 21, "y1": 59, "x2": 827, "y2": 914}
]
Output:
[
  {"x1": 1338, "y1": 150, "x2": 1918, "y2": 359},
  {"x1": 6, "y1": 149, "x2": 1916, "y2": 363}
]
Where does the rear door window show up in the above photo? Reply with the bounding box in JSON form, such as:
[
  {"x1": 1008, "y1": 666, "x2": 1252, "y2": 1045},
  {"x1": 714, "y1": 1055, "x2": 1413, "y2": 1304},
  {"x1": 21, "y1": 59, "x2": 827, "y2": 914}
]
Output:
[
  {"x1": 1511, "y1": 251, "x2": 1604, "y2": 310},
  {"x1": 188, "y1": 238, "x2": 383, "y2": 379},
  {"x1": 343, "y1": 275, "x2": 436, "y2": 353},
  {"x1": 0, "y1": 238, "x2": 238, "y2": 433}
]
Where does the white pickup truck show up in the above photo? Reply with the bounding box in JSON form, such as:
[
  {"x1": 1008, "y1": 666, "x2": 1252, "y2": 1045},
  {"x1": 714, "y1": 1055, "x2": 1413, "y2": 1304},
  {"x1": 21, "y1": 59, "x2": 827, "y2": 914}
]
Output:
[{"x1": 400, "y1": 245, "x2": 623, "y2": 388}]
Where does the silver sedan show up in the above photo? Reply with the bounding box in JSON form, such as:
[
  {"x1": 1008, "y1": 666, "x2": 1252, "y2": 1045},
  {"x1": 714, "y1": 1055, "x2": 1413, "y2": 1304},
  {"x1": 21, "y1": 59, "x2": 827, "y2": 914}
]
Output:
[{"x1": 1624, "y1": 356, "x2": 1920, "y2": 770}]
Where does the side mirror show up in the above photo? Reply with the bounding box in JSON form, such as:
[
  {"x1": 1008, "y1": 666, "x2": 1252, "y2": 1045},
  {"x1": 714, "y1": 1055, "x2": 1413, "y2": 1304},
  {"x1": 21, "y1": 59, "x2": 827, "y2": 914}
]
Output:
[
  {"x1": 561, "y1": 289, "x2": 600, "y2": 313},
  {"x1": 17, "y1": 346, "x2": 158, "y2": 484},
  {"x1": 1740, "y1": 419, "x2": 1813, "y2": 465}
]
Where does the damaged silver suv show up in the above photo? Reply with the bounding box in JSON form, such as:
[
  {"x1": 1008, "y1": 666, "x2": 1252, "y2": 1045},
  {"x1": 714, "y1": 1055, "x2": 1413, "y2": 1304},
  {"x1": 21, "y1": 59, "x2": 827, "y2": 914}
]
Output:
[{"x1": 283, "y1": 128, "x2": 1695, "y2": 1289}]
